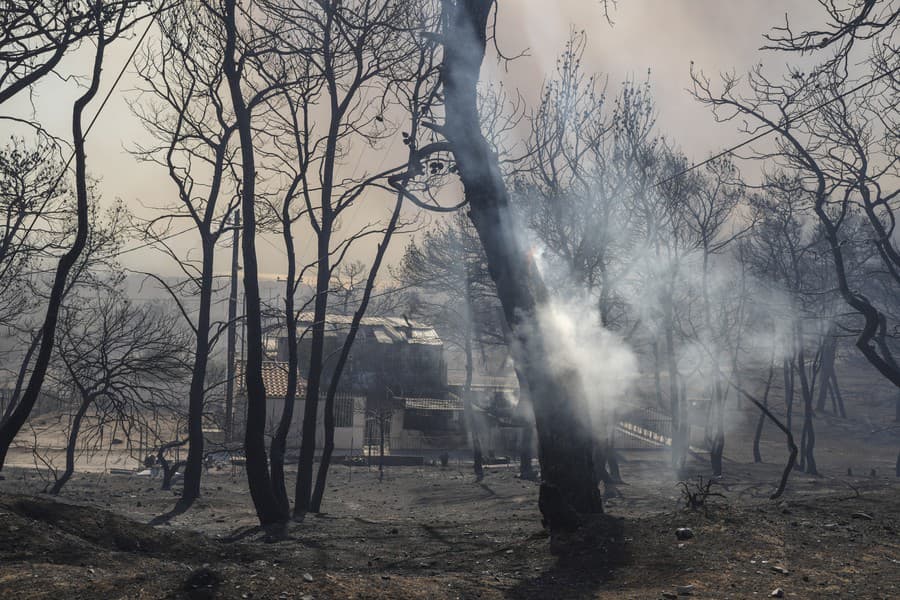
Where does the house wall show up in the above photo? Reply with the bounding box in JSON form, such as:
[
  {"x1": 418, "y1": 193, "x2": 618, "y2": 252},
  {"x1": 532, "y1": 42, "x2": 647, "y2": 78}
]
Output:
[{"x1": 263, "y1": 397, "x2": 365, "y2": 453}]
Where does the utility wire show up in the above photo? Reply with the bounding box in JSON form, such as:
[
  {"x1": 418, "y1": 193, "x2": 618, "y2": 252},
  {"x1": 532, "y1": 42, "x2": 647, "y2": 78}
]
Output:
[
  {"x1": 14, "y1": 11, "x2": 160, "y2": 278},
  {"x1": 16, "y1": 35, "x2": 900, "y2": 280},
  {"x1": 653, "y1": 63, "x2": 900, "y2": 188}
]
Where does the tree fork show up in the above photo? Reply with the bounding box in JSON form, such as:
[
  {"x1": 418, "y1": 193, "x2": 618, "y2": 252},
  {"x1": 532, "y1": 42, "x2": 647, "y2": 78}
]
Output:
[{"x1": 223, "y1": 0, "x2": 286, "y2": 525}]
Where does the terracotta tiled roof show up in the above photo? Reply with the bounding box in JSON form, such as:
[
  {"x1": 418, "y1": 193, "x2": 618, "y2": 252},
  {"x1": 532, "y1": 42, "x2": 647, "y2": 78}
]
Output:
[{"x1": 235, "y1": 361, "x2": 303, "y2": 399}]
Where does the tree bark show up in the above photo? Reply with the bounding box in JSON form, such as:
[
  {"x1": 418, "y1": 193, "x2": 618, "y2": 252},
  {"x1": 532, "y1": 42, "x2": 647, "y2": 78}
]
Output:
[
  {"x1": 784, "y1": 358, "x2": 794, "y2": 434},
  {"x1": 1, "y1": 333, "x2": 41, "y2": 424},
  {"x1": 157, "y1": 438, "x2": 188, "y2": 491},
  {"x1": 732, "y1": 382, "x2": 797, "y2": 499},
  {"x1": 795, "y1": 342, "x2": 818, "y2": 476},
  {"x1": 441, "y1": 0, "x2": 601, "y2": 531},
  {"x1": 816, "y1": 331, "x2": 836, "y2": 412}
]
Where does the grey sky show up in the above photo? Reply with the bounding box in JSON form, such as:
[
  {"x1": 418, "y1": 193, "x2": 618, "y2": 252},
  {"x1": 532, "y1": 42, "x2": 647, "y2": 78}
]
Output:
[{"x1": 2, "y1": 0, "x2": 819, "y2": 280}]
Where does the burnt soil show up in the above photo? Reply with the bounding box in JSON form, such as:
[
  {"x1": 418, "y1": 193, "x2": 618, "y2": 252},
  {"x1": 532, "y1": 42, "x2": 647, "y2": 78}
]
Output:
[{"x1": 1, "y1": 453, "x2": 899, "y2": 600}]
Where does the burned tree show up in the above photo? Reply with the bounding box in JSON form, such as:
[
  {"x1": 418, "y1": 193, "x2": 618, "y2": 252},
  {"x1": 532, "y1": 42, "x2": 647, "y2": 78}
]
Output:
[
  {"x1": 398, "y1": 213, "x2": 503, "y2": 480},
  {"x1": 693, "y1": 2, "x2": 900, "y2": 391},
  {"x1": 220, "y1": 0, "x2": 287, "y2": 525},
  {"x1": 309, "y1": 11, "x2": 442, "y2": 512},
  {"x1": 435, "y1": 0, "x2": 602, "y2": 530},
  {"x1": 0, "y1": 1, "x2": 113, "y2": 105},
  {"x1": 254, "y1": 0, "x2": 434, "y2": 516},
  {"x1": 130, "y1": 1, "x2": 241, "y2": 510},
  {"x1": 49, "y1": 292, "x2": 190, "y2": 494},
  {"x1": 0, "y1": 1, "x2": 145, "y2": 471}
]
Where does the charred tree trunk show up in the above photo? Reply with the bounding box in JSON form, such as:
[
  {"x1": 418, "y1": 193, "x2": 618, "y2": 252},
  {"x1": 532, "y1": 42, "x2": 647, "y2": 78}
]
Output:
[
  {"x1": 224, "y1": 210, "x2": 240, "y2": 442},
  {"x1": 157, "y1": 438, "x2": 188, "y2": 491},
  {"x1": 732, "y1": 382, "x2": 798, "y2": 499},
  {"x1": 441, "y1": 0, "x2": 601, "y2": 531},
  {"x1": 752, "y1": 412, "x2": 765, "y2": 463},
  {"x1": 0, "y1": 27, "x2": 104, "y2": 471},
  {"x1": 309, "y1": 195, "x2": 404, "y2": 512},
  {"x1": 50, "y1": 395, "x2": 92, "y2": 495},
  {"x1": 816, "y1": 332, "x2": 836, "y2": 412},
  {"x1": 270, "y1": 202, "x2": 298, "y2": 515},
  {"x1": 1, "y1": 333, "x2": 41, "y2": 424},
  {"x1": 753, "y1": 363, "x2": 776, "y2": 463},
  {"x1": 295, "y1": 226, "x2": 331, "y2": 516},
  {"x1": 223, "y1": 0, "x2": 285, "y2": 525},
  {"x1": 784, "y1": 359, "x2": 794, "y2": 434},
  {"x1": 709, "y1": 380, "x2": 725, "y2": 477},
  {"x1": 179, "y1": 240, "x2": 214, "y2": 509},
  {"x1": 795, "y1": 343, "x2": 818, "y2": 476}
]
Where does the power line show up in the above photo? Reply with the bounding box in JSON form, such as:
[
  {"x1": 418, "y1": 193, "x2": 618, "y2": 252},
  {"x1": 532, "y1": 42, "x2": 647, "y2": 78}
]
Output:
[
  {"x1": 654, "y1": 63, "x2": 900, "y2": 188},
  {"x1": 84, "y1": 14, "x2": 155, "y2": 139},
  {"x1": 15, "y1": 28, "x2": 899, "y2": 283},
  {"x1": 21, "y1": 225, "x2": 196, "y2": 277}
]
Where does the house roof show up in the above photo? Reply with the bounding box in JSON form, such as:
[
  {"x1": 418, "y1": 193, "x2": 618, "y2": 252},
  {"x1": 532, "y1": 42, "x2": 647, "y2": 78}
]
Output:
[
  {"x1": 236, "y1": 361, "x2": 301, "y2": 399},
  {"x1": 293, "y1": 313, "x2": 443, "y2": 346}
]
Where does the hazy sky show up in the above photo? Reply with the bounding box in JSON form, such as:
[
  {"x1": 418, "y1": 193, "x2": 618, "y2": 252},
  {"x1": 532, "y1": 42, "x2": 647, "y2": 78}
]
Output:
[{"x1": 3, "y1": 0, "x2": 819, "y2": 282}]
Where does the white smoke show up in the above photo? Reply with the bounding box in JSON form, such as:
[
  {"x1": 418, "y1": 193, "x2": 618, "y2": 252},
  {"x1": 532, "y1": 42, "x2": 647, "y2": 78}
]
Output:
[{"x1": 526, "y1": 235, "x2": 640, "y2": 434}]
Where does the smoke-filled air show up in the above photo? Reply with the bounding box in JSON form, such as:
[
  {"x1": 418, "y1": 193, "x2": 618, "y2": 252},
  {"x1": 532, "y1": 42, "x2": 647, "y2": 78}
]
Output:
[{"x1": 1, "y1": 1, "x2": 898, "y2": 598}]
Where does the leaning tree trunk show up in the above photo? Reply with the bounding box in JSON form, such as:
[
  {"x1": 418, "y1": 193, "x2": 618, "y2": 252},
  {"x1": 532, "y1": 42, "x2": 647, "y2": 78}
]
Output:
[
  {"x1": 0, "y1": 32, "x2": 104, "y2": 471},
  {"x1": 50, "y1": 395, "x2": 92, "y2": 495},
  {"x1": 441, "y1": 0, "x2": 601, "y2": 531},
  {"x1": 223, "y1": 0, "x2": 285, "y2": 526},
  {"x1": 1, "y1": 333, "x2": 41, "y2": 423},
  {"x1": 309, "y1": 195, "x2": 404, "y2": 512}
]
